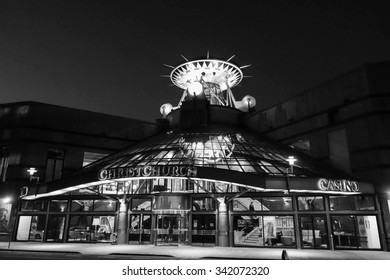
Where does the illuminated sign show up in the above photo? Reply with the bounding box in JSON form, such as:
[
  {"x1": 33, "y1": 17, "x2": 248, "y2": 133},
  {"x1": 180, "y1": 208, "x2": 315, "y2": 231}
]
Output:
[
  {"x1": 98, "y1": 165, "x2": 197, "y2": 180},
  {"x1": 318, "y1": 178, "x2": 359, "y2": 192}
]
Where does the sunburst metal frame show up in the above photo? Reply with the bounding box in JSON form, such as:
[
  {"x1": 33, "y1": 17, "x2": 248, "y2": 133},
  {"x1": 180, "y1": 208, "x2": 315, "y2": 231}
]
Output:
[{"x1": 162, "y1": 54, "x2": 252, "y2": 110}]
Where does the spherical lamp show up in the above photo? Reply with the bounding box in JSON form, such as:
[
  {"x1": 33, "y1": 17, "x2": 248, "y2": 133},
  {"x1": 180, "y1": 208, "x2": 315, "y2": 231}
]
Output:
[
  {"x1": 160, "y1": 103, "x2": 173, "y2": 118},
  {"x1": 242, "y1": 95, "x2": 256, "y2": 111}
]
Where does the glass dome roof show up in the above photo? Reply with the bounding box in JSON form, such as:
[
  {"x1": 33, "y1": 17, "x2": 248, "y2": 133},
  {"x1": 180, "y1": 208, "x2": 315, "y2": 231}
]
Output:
[{"x1": 83, "y1": 124, "x2": 348, "y2": 179}]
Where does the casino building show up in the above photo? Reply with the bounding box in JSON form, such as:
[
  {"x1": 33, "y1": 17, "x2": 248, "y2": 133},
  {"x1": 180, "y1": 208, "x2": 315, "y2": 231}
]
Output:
[{"x1": 14, "y1": 57, "x2": 386, "y2": 250}]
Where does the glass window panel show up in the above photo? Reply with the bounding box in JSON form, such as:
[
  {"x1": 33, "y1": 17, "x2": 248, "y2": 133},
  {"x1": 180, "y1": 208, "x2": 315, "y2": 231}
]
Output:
[
  {"x1": 131, "y1": 198, "x2": 152, "y2": 211},
  {"x1": 264, "y1": 216, "x2": 295, "y2": 247},
  {"x1": 331, "y1": 215, "x2": 380, "y2": 249},
  {"x1": 356, "y1": 195, "x2": 375, "y2": 210},
  {"x1": 153, "y1": 196, "x2": 188, "y2": 210},
  {"x1": 356, "y1": 215, "x2": 380, "y2": 249},
  {"x1": 20, "y1": 200, "x2": 34, "y2": 211},
  {"x1": 28, "y1": 215, "x2": 46, "y2": 241},
  {"x1": 192, "y1": 198, "x2": 215, "y2": 211},
  {"x1": 101, "y1": 183, "x2": 118, "y2": 195},
  {"x1": 329, "y1": 195, "x2": 375, "y2": 211},
  {"x1": 16, "y1": 216, "x2": 32, "y2": 240},
  {"x1": 50, "y1": 200, "x2": 68, "y2": 212},
  {"x1": 46, "y1": 216, "x2": 66, "y2": 242},
  {"x1": 33, "y1": 200, "x2": 48, "y2": 212},
  {"x1": 233, "y1": 198, "x2": 262, "y2": 211},
  {"x1": 233, "y1": 215, "x2": 295, "y2": 247},
  {"x1": 93, "y1": 200, "x2": 117, "y2": 211},
  {"x1": 262, "y1": 197, "x2": 293, "y2": 211},
  {"x1": 329, "y1": 196, "x2": 355, "y2": 211},
  {"x1": 299, "y1": 216, "x2": 328, "y2": 249},
  {"x1": 297, "y1": 196, "x2": 324, "y2": 211},
  {"x1": 68, "y1": 216, "x2": 92, "y2": 242},
  {"x1": 71, "y1": 200, "x2": 93, "y2": 211}
]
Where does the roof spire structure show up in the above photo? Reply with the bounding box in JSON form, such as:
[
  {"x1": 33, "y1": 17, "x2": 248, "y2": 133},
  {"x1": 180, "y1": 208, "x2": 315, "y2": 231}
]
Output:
[{"x1": 161, "y1": 54, "x2": 255, "y2": 114}]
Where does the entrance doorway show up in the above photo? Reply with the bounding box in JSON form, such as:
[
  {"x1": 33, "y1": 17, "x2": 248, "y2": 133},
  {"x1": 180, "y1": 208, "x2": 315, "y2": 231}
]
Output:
[
  {"x1": 155, "y1": 214, "x2": 181, "y2": 245},
  {"x1": 191, "y1": 214, "x2": 216, "y2": 246},
  {"x1": 299, "y1": 215, "x2": 328, "y2": 249},
  {"x1": 129, "y1": 214, "x2": 151, "y2": 244}
]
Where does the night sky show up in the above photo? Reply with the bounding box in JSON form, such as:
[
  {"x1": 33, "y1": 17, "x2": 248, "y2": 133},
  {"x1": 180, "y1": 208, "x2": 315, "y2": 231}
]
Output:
[{"x1": 1, "y1": 0, "x2": 389, "y2": 122}]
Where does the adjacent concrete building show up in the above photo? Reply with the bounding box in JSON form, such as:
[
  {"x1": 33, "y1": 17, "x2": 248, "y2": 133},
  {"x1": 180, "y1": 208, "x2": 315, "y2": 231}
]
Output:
[
  {"x1": 244, "y1": 61, "x2": 390, "y2": 249},
  {"x1": 0, "y1": 101, "x2": 160, "y2": 240}
]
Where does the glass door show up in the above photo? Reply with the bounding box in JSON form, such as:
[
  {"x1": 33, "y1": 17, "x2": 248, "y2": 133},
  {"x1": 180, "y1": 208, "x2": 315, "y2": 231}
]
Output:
[
  {"x1": 156, "y1": 214, "x2": 180, "y2": 245},
  {"x1": 46, "y1": 216, "x2": 66, "y2": 242},
  {"x1": 299, "y1": 216, "x2": 328, "y2": 249},
  {"x1": 129, "y1": 214, "x2": 151, "y2": 244},
  {"x1": 191, "y1": 214, "x2": 216, "y2": 246}
]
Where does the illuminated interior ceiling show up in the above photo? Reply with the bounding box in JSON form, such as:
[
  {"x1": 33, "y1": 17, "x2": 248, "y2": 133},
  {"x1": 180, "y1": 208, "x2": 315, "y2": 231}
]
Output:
[
  {"x1": 82, "y1": 124, "x2": 347, "y2": 179},
  {"x1": 170, "y1": 59, "x2": 243, "y2": 91}
]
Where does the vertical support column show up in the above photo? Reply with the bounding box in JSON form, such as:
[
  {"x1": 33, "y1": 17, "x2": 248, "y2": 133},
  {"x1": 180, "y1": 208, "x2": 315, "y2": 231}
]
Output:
[
  {"x1": 377, "y1": 194, "x2": 389, "y2": 251},
  {"x1": 117, "y1": 199, "x2": 128, "y2": 244},
  {"x1": 324, "y1": 196, "x2": 335, "y2": 250},
  {"x1": 217, "y1": 197, "x2": 229, "y2": 247},
  {"x1": 292, "y1": 196, "x2": 302, "y2": 249}
]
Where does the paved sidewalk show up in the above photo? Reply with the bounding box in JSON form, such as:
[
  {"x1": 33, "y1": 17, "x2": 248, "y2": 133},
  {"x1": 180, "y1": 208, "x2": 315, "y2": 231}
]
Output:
[{"x1": 1, "y1": 242, "x2": 390, "y2": 260}]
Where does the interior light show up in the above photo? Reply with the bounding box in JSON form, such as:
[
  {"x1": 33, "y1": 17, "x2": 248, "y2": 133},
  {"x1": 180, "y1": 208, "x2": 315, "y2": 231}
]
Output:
[
  {"x1": 187, "y1": 82, "x2": 203, "y2": 96},
  {"x1": 2, "y1": 197, "x2": 12, "y2": 204}
]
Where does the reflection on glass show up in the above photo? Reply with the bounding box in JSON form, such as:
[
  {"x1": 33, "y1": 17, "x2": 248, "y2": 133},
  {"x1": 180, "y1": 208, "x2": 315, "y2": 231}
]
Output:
[
  {"x1": 68, "y1": 215, "x2": 115, "y2": 242},
  {"x1": 16, "y1": 216, "x2": 32, "y2": 241},
  {"x1": 192, "y1": 198, "x2": 215, "y2": 211},
  {"x1": 20, "y1": 201, "x2": 34, "y2": 211},
  {"x1": 71, "y1": 200, "x2": 93, "y2": 211},
  {"x1": 297, "y1": 196, "x2": 324, "y2": 211},
  {"x1": 156, "y1": 215, "x2": 180, "y2": 245},
  {"x1": 131, "y1": 198, "x2": 152, "y2": 211},
  {"x1": 233, "y1": 215, "x2": 295, "y2": 247},
  {"x1": 129, "y1": 214, "x2": 151, "y2": 244},
  {"x1": 93, "y1": 200, "x2": 117, "y2": 211},
  {"x1": 262, "y1": 197, "x2": 292, "y2": 211},
  {"x1": 233, "y1": 197, "x2": 292, "y2": 211},
  {"x1": 356, "y1": 196, "x2": 375, "y2": 210},
  {"x1": 332, "y1": 215, "x2": 380, "y2": 249},
  {"x1": 50, "y1": 200, "x2": 68, "y2": 212},
  {"x1": 46, "y1": 216, "x2": 65, "y2": 242},
  {"x1": 29, "y1": 215, "x2": 46, "y2": 241},
  {"x1": 20, "y1": 200, "x2": 48, "y2": 212},
  {"x1": 154, "y1": 196, "x2": 188, "y2": 210},
  {"x1": 330, "y1": 195, "x2": 375, "y2": 211},
  {"x1": 299, "y1": 216, "x2": 328, "y2": 248},
  {"x1": 191, "y1": 214, "x2": 216, "y2": 245},
  {"x1": 233, "y1": 198, "x2": 262, "y2": 211}
]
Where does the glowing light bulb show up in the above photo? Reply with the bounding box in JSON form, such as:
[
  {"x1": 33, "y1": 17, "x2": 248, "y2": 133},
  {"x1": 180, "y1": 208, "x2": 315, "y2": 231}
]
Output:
[
  {"x1": 242, "y1": 95, "x2": 256, "y2": 109},
  {"x1": 160, "y1": 103, "x2": 173, "y2": 117},
  {"x1": 187, "y1": 82, "x2": 203, "y2": 96}
]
